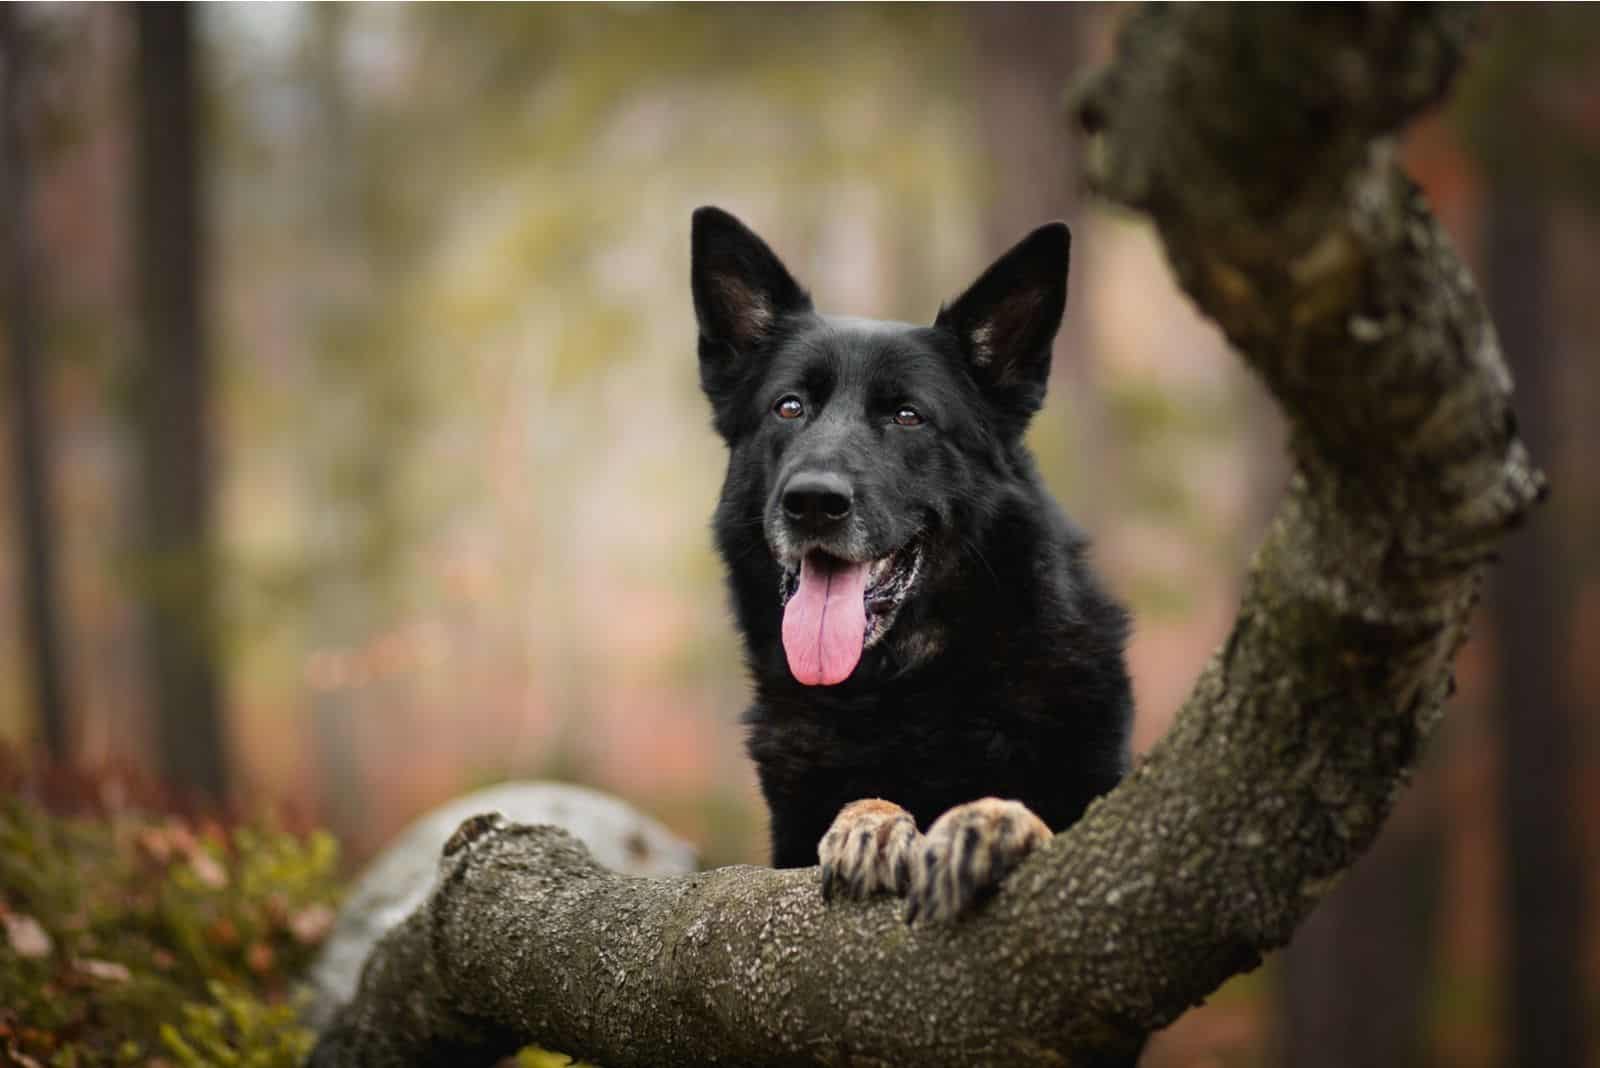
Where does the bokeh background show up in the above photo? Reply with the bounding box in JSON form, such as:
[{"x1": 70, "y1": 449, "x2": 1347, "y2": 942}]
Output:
[{"x1": 1, "y1": 5, "x2": 1596, "y2": 1065}]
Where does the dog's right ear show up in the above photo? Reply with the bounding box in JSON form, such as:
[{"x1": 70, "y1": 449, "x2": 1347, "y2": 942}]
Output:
[{"x1": 691, "y1": 207, "x2": 811, "y2": 355}]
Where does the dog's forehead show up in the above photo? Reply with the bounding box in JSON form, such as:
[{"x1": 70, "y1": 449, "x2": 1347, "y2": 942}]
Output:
[{"x1": 781, "y1": 315, "x2": 952, "y2": 380}]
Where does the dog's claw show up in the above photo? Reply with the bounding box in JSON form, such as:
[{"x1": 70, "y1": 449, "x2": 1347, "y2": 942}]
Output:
[
  {"x1": 816, "y1": 796, "x2": 1053, "y2": 923},
  {"x1": 903, "y1": 798, "x2": 1051, "y2": 925},
  {"x1": 816, "y1": 799, "x2": 920, "y2": 903}
]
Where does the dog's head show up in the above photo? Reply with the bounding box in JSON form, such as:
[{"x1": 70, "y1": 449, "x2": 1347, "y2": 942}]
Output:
[{"x1": 692, "y1": 206, "x2": 1069, "y2": 687}]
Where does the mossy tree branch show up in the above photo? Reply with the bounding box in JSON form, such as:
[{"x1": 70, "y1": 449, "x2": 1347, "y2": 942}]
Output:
[{"x1": 311, "y1": 8, "x2": 1543, "y2": 1065}]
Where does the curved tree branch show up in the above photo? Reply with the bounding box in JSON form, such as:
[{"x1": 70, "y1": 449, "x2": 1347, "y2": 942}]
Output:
[{"x1": 312, "y1": 8, "x2": 1544, "y2": 1065}]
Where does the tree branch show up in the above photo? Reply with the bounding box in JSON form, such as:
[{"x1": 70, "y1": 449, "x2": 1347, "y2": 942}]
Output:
[{"x1": 312, "y1": 8, "x2": 1543, "y2": 1065}]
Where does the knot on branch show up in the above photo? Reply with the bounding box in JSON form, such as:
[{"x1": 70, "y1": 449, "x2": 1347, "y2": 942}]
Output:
[
  {"x1": 443, "y1": 812, "x2": 505, "y2": 857},
  {"x1": 1077, "y1": 7, "x2": 1475, "y2": 228},
  {"x1": 437, "y1": 817, "x2": 613, "y2": 892}
]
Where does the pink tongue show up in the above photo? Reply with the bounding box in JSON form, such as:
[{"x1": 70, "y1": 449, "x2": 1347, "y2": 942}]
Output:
[{"x1": 782, "y1": 555, "x2": 869, "y2": 686}]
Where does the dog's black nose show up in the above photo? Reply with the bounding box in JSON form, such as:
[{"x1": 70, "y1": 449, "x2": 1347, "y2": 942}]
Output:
[{"x1": 782, "y1": 471, "x2": 853, "y2": 532}]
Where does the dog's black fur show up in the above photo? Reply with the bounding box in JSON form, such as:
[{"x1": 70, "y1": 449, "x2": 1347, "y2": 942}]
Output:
[{"x1": 692, "y1": 206, "x2": 1133, "y2": 883}]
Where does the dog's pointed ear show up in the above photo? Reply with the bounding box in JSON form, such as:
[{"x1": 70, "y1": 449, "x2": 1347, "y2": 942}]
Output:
[
  {"x1": 936, "y1": 222, "x2": 1070, "y2": 422},
  {"x1": 692, "y1": 207, "x2": 811, "y2": 353}
]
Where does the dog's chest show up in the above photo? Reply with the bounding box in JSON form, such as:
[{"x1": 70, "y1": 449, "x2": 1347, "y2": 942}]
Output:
[{"x1": 749, "y1": 691, "x2": 1043, "y2": 799}]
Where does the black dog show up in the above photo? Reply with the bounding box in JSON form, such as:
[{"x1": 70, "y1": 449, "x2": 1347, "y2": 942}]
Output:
[{"x1": 692, "y1": 207, "x2": 1133, "y2": 923}]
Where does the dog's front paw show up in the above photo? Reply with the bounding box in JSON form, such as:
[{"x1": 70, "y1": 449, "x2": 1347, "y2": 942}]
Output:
[
  {"x1": 904, "y1": 798, "x2": 1051, "y2": 925},
  {"x1": 818, "y1": 799, "x2": 920, "y2": 902}
]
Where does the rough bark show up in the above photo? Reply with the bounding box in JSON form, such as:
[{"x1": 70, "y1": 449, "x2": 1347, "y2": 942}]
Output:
[
  {"x1": 0, "y1": 8, "x2": 73, "y2": 762},
  {"x1": 312, "y1": 8, "x2": 1544, "y2": 1066}
]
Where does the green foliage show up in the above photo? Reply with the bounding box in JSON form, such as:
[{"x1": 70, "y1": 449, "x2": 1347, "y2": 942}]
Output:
[
  {"x1": 0, "y1": 795, "x2": 339, "y2": 1066},
  {"x1": 160, "y1": 982, "x2": 313, "y2": 1067},
  {"x1": 515, "y1": 1047, "x2": 598, "y2": 1068}
]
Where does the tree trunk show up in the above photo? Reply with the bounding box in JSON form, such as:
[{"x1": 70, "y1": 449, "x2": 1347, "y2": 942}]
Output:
[
  {"x1": 1279, "y1": 796, "x2": 1440, "y2": 1068},
  {"x1": 967, "y1": 2, "x2": 1109, "y2": 520},
  {"x1": 301, "y1": 0, "x2": 369, "y2": 845},
  {"x1": 0, "y1": 8, "x2": 73, "y2": 762},
  {"x1": 967, "y1": 3, "x2": 1087, "y2": 253},
  {"x1": 132, "y1": 3, "x2": 228, "y2": 803},
  {"x1": 1485, "y1": 171, "x2": 1589, "y2": 1068},
  {"x1": 312, "y1": 9, "x2": 1544, "y2": 1065}
]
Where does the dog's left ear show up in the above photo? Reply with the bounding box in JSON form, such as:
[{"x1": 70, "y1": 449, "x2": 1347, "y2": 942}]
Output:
[{"x1": 936, "y1": 222, "x2": 1070, "y2": 421}]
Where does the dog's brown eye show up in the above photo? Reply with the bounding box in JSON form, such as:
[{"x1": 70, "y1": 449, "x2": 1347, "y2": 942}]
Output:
[
  {"x1": 893, "y1": 406, "x2": 924, "y2": 427},
  {"x1": 775, "y1": 396, "x2": 804, "y2": 420}
]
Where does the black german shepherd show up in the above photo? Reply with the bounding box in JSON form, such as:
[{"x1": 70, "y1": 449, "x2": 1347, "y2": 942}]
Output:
[{"x1": 692, "y1": 207, "x2": 1133, "y2": 923}]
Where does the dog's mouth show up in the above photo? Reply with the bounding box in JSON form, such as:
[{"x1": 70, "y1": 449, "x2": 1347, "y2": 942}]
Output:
[{"x1": 778, "y1": 540, "x2": 923, "y2": 687}]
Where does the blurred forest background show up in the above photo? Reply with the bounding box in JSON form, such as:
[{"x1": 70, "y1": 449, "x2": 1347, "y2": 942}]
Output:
[{"x1": 1, "y1": 5, "x2": 1596, "y2": 1065}]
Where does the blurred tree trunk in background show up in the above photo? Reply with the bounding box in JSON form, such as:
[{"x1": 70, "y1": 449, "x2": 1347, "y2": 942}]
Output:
[
  {"x1": 966, "y1": 3, "x2": 1087, "y2": 267},
  {"x1": 303, "y1": 2, "x2": 369, "y2": 844},
  {"x1": 1486, "y1": 174, "x2": 1589, "y2": 1068},
  {"x1": 967, "y1": 2, "x2": 1109, "y2": 521},
  {"x1": 1279, "y1": 802, "x2": 1440, "y2": 1067},
  {"x1": 296, "y1": 2, "x2": 429, "y2": 844},
  {"x1": 0, "y1": 9, "x2": 73, "y2": 761},
  {"x1": 132, "y1": 4, "x2": 229, "y2": 803}
]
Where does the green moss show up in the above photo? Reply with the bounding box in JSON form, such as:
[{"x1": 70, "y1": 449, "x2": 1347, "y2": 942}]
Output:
[
  {"x1": 515, "y1": 1047, "x2": 599, "y2": 1068},
  {"x1": 160, "y1": 981, "x2": 315, "y2": 1067},
  {"x1": 0, "y1": 795, "x2": 340, "y2": 1067},
  {"x1": 1, "y1": 791, "x2": 606, "y2": 1066}
]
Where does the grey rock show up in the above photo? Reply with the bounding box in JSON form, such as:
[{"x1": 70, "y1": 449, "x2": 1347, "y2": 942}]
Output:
[{"x1": 305, "y1": 781, "x2": 698, "y2": 1029}]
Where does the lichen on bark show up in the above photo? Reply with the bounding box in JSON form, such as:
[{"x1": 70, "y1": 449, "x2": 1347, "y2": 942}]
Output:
[{"x1": 311, "y1": 8, "x2": 1544, "y2": 1066}]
